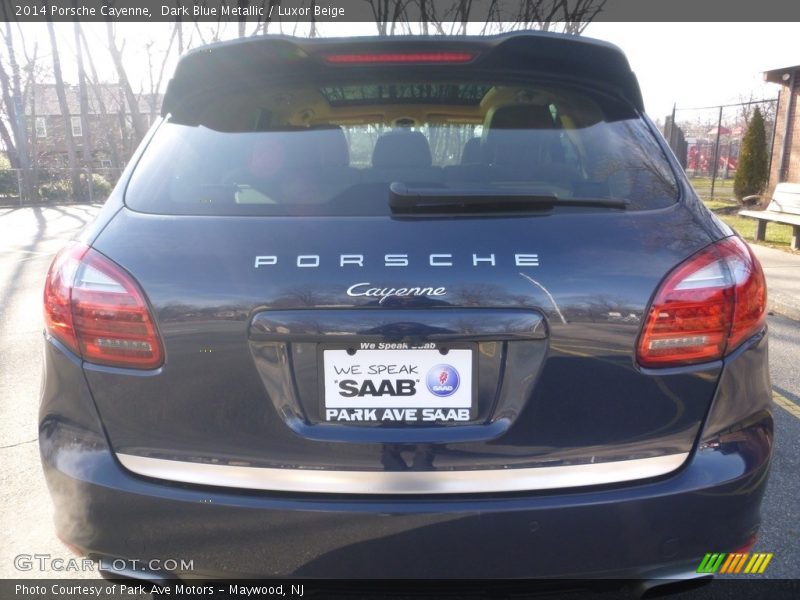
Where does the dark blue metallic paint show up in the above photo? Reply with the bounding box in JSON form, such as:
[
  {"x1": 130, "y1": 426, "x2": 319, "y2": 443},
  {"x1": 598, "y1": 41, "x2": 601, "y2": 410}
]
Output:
[
  {"x1": 74, "y1": 203, "x2": 721, "y2": 471},
  {"x1": 39, "y1": 333, "x2": 771, "y2": 577},
  {"x1": 39, "y1": 32, "x2": 773, "y2": 579}
]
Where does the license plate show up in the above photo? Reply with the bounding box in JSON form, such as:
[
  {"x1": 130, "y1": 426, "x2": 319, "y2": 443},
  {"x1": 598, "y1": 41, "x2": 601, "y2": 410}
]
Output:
[{"x1": 322, "y1": 346, "x2": 474, "y2": 423}]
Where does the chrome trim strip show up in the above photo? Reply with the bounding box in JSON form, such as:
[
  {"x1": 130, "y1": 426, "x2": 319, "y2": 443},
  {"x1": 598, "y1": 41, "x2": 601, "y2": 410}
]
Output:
[{"x1": 117, "y1": 452, "x2": 689, "y2": 495}]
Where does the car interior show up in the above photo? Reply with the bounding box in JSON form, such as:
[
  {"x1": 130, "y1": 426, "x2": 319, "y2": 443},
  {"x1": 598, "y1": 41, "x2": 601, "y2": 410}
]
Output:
[{"x1": 128, "y1": 79, "x2": 678, "y2": 214}]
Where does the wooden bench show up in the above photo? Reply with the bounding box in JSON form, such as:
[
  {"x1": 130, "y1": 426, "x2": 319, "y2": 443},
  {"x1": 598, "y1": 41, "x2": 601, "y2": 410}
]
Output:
[{"x1": 739, "y1": 183, "x2": 800, "y2": 250}]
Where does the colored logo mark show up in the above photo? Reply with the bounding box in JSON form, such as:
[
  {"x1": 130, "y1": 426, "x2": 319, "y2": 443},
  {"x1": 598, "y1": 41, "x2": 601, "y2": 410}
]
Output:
[
  {"x1": 426, "y1": 364, "x2": 460, "y2": 397},
  {"x1": 696, "y1": 552, "x2": 773, "y2": 574}
]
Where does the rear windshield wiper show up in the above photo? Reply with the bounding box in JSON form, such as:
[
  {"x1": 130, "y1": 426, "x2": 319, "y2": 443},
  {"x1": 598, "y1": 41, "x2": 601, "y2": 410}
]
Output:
[{"x1": 388, "y1": 183, "x2": 629, "y2": 214}]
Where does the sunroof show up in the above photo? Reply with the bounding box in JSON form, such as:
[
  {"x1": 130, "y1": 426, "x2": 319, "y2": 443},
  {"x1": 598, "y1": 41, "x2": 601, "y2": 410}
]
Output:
[{"x1": 320, "y1": 83, "x2": 492, "y2": 106}]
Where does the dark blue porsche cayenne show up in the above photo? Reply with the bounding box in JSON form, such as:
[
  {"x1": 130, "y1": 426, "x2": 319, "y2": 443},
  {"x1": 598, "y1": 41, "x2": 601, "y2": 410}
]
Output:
[{"x1": 39, "y1": 32, "x2": 772, "y2": 583}]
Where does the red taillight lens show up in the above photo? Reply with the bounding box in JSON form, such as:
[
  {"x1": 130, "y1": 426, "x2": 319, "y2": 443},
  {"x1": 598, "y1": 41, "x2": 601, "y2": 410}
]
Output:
[
  {"x1": 324, "y1": 52, "x2": 475, "y2": 65},
  {"x1": 637, "y1": 237, "x2": 766, "y2": 368},
  {"x1": 43, "y1": 243, "x2": 164, "y2": 369},
  {"x1": 43, "y1": 243, "x2": 86, "y2": 354}
]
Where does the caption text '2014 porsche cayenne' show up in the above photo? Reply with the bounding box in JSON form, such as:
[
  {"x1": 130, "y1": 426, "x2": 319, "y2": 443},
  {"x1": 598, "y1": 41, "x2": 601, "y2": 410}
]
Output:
[{"x1": 40, "y1": 32, "x2": 772, "y2": 581}]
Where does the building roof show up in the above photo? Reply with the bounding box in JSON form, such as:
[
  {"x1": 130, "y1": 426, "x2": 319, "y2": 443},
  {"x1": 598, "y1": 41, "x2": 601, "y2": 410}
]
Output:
[
  {"x1": 24, "y1": 83, "x2": 162, "y2": 116},
  {"x1": 764, "y1": 64, "x2": 800, "y2": 85}
]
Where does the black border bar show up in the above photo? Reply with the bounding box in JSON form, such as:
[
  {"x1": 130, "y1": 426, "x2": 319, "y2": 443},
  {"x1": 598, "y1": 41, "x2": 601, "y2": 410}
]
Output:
[
  {"x1": 2, "y1": 0, "x2": 800, "y2": 23},
  {"x1": 3, "y1": 578, "x2": 800, "y2": 599}
]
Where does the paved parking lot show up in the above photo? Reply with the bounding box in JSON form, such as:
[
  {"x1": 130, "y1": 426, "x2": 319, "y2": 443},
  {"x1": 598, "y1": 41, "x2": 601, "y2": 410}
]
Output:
[
  {"x1": 0, "y1": 204, "x2": 798, "y2": 580},
  {"x1": 1, "y1": 204, "x2": 101, "y2": 581}
]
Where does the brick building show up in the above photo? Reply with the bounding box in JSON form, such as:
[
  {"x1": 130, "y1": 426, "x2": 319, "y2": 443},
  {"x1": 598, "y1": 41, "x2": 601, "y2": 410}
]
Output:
[
  {"x1": 765, "y1": 65, "x2": 800, "y2": 193},
  {"x1": 24, "y1": 83, "x2": 161, "y2": 169}
]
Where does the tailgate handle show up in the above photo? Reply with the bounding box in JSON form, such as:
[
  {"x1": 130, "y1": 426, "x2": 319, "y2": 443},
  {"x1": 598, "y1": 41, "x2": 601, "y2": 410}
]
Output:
[{"x1": 249, "y1": 309, "x2": 546, "y2": 342}]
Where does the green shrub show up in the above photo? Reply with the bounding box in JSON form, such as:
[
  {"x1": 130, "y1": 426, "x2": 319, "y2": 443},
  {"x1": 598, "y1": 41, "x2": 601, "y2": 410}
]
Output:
[
  {"x1": 734, "y1": 107, "x2": 769, "y2": 201},
  {"x1": 0, "y1": 155, "x2": 16, "y2": 195},
  {"x1": 86, "y1": 173, "x2": 113, "y2": 198},
  {"x1": 37, "y1": 172, "x2": 113, "y2": 201},
  {"x1": 39, "y1": 178, "x2": 72, "y2": 201},
  {"x1": 0, "y1": 169, "x2": 17, "y2": 195}
]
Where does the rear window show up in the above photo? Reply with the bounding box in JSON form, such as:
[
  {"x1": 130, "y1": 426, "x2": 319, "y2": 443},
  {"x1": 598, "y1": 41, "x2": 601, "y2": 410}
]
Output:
[{"x1": 126, "y1": 77, "x2": 678, "y2": 216}]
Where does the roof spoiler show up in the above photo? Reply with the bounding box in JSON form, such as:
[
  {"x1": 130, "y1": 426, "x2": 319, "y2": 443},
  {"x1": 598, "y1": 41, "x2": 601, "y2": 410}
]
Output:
[{"x1": 162, "y1": 32, "x2": 644, "y2": 117}]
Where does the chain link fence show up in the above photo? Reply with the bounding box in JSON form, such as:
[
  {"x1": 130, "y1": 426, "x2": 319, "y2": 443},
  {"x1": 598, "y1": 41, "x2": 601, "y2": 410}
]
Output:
[
  {"x1": 663, "y1": 97, "x2": 779, "y2": 200},
  {"x1": 0, "y1": 167, "x2": 125, "y2": 207}
]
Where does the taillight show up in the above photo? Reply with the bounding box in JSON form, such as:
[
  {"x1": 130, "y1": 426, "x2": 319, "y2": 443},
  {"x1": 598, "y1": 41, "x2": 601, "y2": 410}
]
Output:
[
  {"x1": 637, "y1": 237, "x2": 766, "y2": 368},
  {"x1": 43, "y1": 243, "x2": 164, "y2": 369},
  {"x1": 324, "y1": 52, "x2": 475, "y2": 65}
]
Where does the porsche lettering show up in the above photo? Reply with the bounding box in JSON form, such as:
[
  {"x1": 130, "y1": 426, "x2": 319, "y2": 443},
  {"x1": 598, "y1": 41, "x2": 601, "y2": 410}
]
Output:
[{"x1": 254, "y1": 253, "x2": 540, "y2": 268}]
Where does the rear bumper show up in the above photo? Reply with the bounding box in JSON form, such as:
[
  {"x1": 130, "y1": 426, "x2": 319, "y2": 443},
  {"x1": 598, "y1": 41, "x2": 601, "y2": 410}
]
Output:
[
  {"x1": 39, "y1": 333, "x2": 773, "y2": 579},
  {"x1": 40, "y1": 417, "x2": 771, "y2": 579}
]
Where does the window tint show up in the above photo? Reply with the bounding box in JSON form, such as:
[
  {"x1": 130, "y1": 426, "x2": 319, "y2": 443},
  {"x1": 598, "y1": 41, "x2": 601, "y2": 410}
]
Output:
[{"x1": 126, "y1": 80, "x2": 678, "y2": 216}]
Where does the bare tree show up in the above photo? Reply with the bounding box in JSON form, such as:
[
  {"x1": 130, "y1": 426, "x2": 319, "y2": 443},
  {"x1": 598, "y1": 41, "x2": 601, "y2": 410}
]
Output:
[
  {"x1": 46, "y1": 20, "x2": 82, "y2": 200},
  {"x1": 74, "y1": 21, "x2": 93, "y2": 197},
  {"x1": 237, "y1": 1, "x2": 248, "y2": 37},
  {"x1": 190, "y1": 20, "x2": 208, "y2": 46},
  {"x1": 26, "y1": 61, "x2": 41, "y2": 192},
  {"x1": 495, "y1": 0, "x2": 608, "y2": 35},
  {"x1": 309, "y1": 1, "x2": 318, "y2": 38},
  {"x1": 145, "y1": 25, "x2": 178, "y2": 122},
  {"x1": 176, "y1": 6, "x2": 184, "y2": 54},
  {"x1": 0, "y1": 20, "x2": 38, "y2": 200},
  {"x1": 367, "y1": 0, "x2": 608, "y2": 36},
  {"x1": 106, "y1": 22, "x2": 148, "y2": 141},
  {"x1": 0, "y1": 39, "x2": 22, "y2": 168},
  {"x1": 115, "y1": 84, "x2": 133, "y2": 159},
  {"x1": 737, "y1": 92, "x2": 777, "y2": 129},
  {"x1": 252, "y1": 1, "x2": 279, "y2": 35},
  {"x1": 363, "y1": 0, "x2": 413, "y2": 36},
  {"x1": 17, "y1": 25, "x2": 42, "y2": 190},
  {"x1": 78, "y1": 27, "x2": 123, "y2": 169}
]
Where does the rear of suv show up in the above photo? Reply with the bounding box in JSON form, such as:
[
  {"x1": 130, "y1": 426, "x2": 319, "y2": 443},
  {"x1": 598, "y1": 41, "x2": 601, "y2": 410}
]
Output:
[{"x1": 39, "y1": 32, "x2": 772, "y2": 580}]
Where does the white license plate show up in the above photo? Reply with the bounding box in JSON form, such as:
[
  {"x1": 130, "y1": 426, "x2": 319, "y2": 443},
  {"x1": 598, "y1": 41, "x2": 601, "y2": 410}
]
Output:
[{"x1": 322, "y1": 347, "x2": 473, "y2": 423}]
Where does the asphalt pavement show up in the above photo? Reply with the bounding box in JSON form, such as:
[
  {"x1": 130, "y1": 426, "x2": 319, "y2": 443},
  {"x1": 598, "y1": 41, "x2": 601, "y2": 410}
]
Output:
[
  {"x1": 0, "y1": 204, "x2": 798, "y2": 581},
  {"x1": 750, "y1": 244, "x2": 800, "y2": 321},
  {"x1": 1, "y1": 204, "x2": 102, "y2": 581}
]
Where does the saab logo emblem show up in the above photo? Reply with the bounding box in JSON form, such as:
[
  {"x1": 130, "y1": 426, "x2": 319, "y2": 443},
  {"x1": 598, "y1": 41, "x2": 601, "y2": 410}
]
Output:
[
  {"x1": 696, "y1": 552, "x2": 773, "y2": 574},
  {"x1": 426, "y1": 364, "x2": 460, "y2": 397}
]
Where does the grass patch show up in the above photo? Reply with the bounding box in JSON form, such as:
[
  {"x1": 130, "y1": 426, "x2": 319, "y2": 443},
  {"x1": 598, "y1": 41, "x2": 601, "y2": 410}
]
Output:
[
  {"x1": 699, "y1": 193, "x2": 796, "y2": 251},
  {"x1": 690, "y1": 176, "x2": 797, "y2": 252},
  {"x1": 703, "y1": 198, "x2": 738, "y2": 212},
  {"x1": 714, "y1": 214, "x2": 795, "y2": 248},
  {"x1": 688, "y1": 177, "x2": 737, "y2": 202}
]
